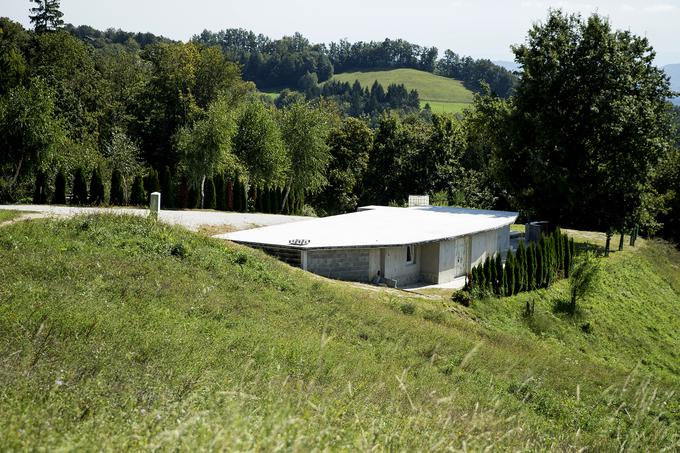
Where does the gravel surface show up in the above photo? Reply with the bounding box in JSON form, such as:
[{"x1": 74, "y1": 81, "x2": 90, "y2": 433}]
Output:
[{"x1": 0, "y1": 205, "x2": 309, "y2": 232}]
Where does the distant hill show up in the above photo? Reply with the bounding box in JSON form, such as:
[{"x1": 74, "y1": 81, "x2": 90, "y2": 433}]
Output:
[
  {"x1": 329, "y1": 68, "x2": 475, "y2": 113},
  {"x1": 664, "y1": 64, "x2": 680, "y2": 105}
]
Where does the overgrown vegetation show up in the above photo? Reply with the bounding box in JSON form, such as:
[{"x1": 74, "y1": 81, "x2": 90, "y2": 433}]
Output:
[{"x1": 0, "y1": 215, "x2": 678, "y2": 450}]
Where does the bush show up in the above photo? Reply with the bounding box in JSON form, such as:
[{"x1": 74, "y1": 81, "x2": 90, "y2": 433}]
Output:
[
  {"x1": 110, "y1": 169, "x2": 125, "y2": 206},
  {"x1": 568, "y1": 251, "x2": 601, "y2": 313},
  {"x1": 71, "y1": 167, "x2": 88, "y2": 205},
  {"x1": 89, "y1": 168, "x2": 105, "y2": 205},
  {"x1": 451, "y1": 290, "x2": 472, "y2": 307},
  {"x1": 52, "y1": 170, "x2": 66, "y2": 204},
  {"x1": 33, "y1": 170, "x2": 47, "y2": 204},
  {"x1": 130, "y1": 175, "x2": 146, "y2": 206},
  {"x1": 400, "y1": 302, "x2": 416, "y2": 315},
  {"x1": 204, "y1": 177, "x2": 216, "y2": 209},
  {"x1": 160, "y1": 166, "x2": 174, "y2": 208}
]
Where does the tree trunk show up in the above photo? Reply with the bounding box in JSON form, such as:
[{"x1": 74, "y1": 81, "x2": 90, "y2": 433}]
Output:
[
  {"x1": 630, "y1": 224, "x2": 638, "y2": 246},
  {"x1": 200, "y1": 175, "x2": 206, "y2": 209},
  {"x1": 618, "y1": 232, "x2": 624, "y2": 251},
  {"x1": 604, "y1": 232, "x2": 612, "y2": 257},
  {"x1": 280, "y1": 176, "x2": 294, "y2": 213}
]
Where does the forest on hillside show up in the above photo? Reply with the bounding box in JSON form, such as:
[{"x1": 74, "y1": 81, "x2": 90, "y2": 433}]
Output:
[{"x1": 1, "y1": 5, "x2": 680, "y2": 247}]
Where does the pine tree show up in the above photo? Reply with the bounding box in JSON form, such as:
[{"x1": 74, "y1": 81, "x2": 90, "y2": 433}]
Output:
[
  {"x1": 52, "y1": 169, "x2": 66, "y2": 204},
  {"x1": 29, "y1": 0, "x2": 64, "y2": 33},
  {"x1": 89, "y1": 168, "x2": 105, "y2": 205},
  {"x1": 130, "y1": 175, "x2": 146, "y2": 206},
  {"x1": 160, "y1": 166, "x2": 174, "y2": 208},
  {"x1": 146, "y1": 169, "x2": 160, "y2": 194},
  {"x1": 204, "y1": 177, "x2": 216, "y2": 209},
  {"x1": 33, "y1": 170, "x2": 47, "y2": 204},
  {"x1": 71, "y1": 167, "x2": 88, "y2": 205},
  {"x1": 499, "y1": 258, "x2": 507, "y2": 296},
  {"x1": 478, "y1": 263, "x2": 487, "y2": 291},
  {"x1": 110, "y1": 169, "x2": 125, "y2": 205}
]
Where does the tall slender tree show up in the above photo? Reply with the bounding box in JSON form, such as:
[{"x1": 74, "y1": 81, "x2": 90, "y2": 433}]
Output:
[{"x1": 29, "y1": 0, "x2": 64, "y2": 33}]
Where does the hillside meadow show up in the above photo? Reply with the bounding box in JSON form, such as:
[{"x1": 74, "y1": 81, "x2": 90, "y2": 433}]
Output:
[
  {"x1": 0, "y1": 215, "x2": 678, "y2": 450},
  {"x1": 330, "y1": 68, "x2": 474, "y2": 112}
]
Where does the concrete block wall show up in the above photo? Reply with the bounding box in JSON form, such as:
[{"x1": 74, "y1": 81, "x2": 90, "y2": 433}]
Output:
[{"x1": 306, "y1": 249, "x2": 370, "y2": 282}]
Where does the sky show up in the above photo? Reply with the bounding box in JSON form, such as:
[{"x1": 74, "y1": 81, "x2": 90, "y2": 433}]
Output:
[{"x1": 3, "y1": 0, "x2": 680, "y2": 65}]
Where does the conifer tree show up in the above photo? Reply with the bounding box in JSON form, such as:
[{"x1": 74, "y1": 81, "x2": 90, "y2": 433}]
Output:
[
  {"x1": 215, "y1": 174, "x2": 227, "y2": 211},
  {"x1": 188, "y1": 186, "x2": 200, "y2": 209},
  {"x1": 146, "y1": 169, "x2": 161, "y2": 195},
  {"x1": 204, "y1": 177, "x2": 216, "y2": 209},
  {"x1": 483, "y1": 256, "x2": 492, "y2": 291},
  {"x1": 130, "y1": 175, "x2": 145, "y2": 206},
  {"x1": 563, "y1": 234, "x2": 571, "y2": 278},
  {"x1": 489, "y1": 254, "x2": 497, "y2": 295},
  {"x1": 160, "y1": 166, "x2": 174, "y2": 208},
  {"x1": 52, "y1": 169, "x2": 66, "y2": 204},
  {"x1": 32, "y1": 170, "x2": 47, "y2": 204},
  {"x1": 494, "y1": 254, "x2": 503, "y2": 293},
  {"x1": 478, "y1": 263, "x2": 487, "y2": 291},
  {"x1": 499, "y1": 258, "x2": 507, "y2": 296},
  {"x1": 504, "y1": 251, "x2": 515, "y2": 296},
  {"x1": 178, "y1": 177, "x2": 189, "y2": 209},
  {"x1": 232, "y1": 178, "x2": 241, "y2": 212},
  {"x1": 71, "y1": 167, "x2": 88, "y2": 205},
  {"x1": 110, "y1": 169, "x2": 124, "y2": 205},
  {"x1": 536, "y1": 238, "x2": 545, "y2": 288},
  {"x1": 527, "y1": 242, "x2": 536, "y2": 290},
  {"x1": 517, "y1": 241, "x2": 527, "y2": 292},
  {"x1": 226, "y1": 178, "x2": 234, "y2": 211},
  {"x1": 241, "y1": 181, "x2": 248, "y2": 213},
  {"x1": 29, "y1": 0, "x2": 64, "y2": 33},
  {"x1": 89, "y1": 168, "x2": 105, "y2": 205}
]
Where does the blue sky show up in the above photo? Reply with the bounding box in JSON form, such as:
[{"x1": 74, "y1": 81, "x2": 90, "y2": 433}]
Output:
[{"x1": 3, "y1": 0, "x2": 680, "y2": 65}]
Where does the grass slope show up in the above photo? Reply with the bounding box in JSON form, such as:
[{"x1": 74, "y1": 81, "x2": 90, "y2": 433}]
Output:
[
  {"x1": 0, "y1": 215, "x2": 679, "y2": 450},
  {"x1": 0, "y1": 210, "x2": 25, "y2": 223},
  {"x1": 330, "y1": 68, "x2": 474, "y2": 109}
]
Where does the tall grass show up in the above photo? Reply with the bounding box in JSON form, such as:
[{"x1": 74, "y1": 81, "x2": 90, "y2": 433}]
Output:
[{"x1": 0, "y1": 215, "x2": 678, "y2": 450}]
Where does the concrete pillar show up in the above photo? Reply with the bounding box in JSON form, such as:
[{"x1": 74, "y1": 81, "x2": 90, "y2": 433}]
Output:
[{"x1": 150, "y1": 192, "x2": 161, "y2": 219}]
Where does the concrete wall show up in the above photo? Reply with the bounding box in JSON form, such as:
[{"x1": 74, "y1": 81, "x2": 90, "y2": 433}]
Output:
[
  {"x1": 470, "y1": 226, "x2": 511, "y2": 269},
  {"x1": 306, "y1": 249, "x2": 371, "y2": 282},
  {"x1": 420, "y1": 243, "x2": 440, "y2": 283},
  {"x1": 383, "y1": 245, "x2": 421, "y2": 286},
  {"x1": 438, "y1": 237, "x2": 468, "y2": 282}
]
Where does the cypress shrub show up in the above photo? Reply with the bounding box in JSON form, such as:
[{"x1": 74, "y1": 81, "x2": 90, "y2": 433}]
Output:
[
  {"x1": 188, "y1": 185, "x2": 200, "y2": 209},
  {"x1": 536, "y1": 238, "x2": 545, "y2": 288},
  {"x1": 130, "y1": 175, "x2": 146, "y2": 206},
  {"x1": 177, "y1": 176, "x2": 189, "y2": 209},
  {"x1": 215, "y1": 174, "x2": 227, "y2": 211},
  {"x1": 33, "y1": 170, "x2": 47, "y2": 204},
  {"x1": 52, "y1": 170, "x2": 66, "y2": 204},
  {"x1": 71, "y1": 167, "x2": 88, "y2": 205},
  {"x1": 160, "y1": 166, "x2": 174, "y2": 208},
  {"x1": 517, "y1": 241, "x2": 527, "y2": 292},
  {"x1": 478, "y1": 262, "x2": 487, "y2": 291},
  {"x1": 563, "y1": 234, "x2": 571, "y2": 277},
  {"x1": 89, "y1": 168, "x2": 105, "y2": 205},
  {"x1": 489, "y1": 254, "x2": 497, "y2": 295},
  {"x1": 147, "y1": 169, "x2": 160, "y2": 194},
  {"x1": 569, "y1": 238, "x2": 575, "y2": 268},
  {"x1": 494, "y1": 254, "x2": 503, "y2": 294},
  {"x1": 483, "y1": 256, "x2": 492, "y2": 291},
  {"x1": 240, "y1": 181, "x2": 248, "y2": 213},
  {"x1": 504, "y1": 251, "x2": 515, "y2": 296},
  {"x1": 255, "y1": 186, "x2": 263, "y2": 212},
  {"x1": 499, "y1": 257, "x2": 507, "y2": 296},
  {"x1": 527, "y1": 242, "x2": 536, "y2": 290},
  {"x1": 264, "y1": 187, "x2": 272, "y2": 214},
  {"x1": 204, "y1": 177, "x2": 216, "y2": 209},
  {"x1": 110, "y1": 169, "x2": 125, "y2": 205},
  {"x1": 233, "y1": 179, "x2": 241, "y2": 212},
  {"x1": 226, "y1": 178, "x2": 234, "y2": 211}
]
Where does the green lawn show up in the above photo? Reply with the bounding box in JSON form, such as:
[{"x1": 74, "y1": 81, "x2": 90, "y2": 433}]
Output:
[
  {"x1": 330, "y1": 68, "x2": 475, "y2": 104},
  {"x1": 0, "y1": 209, "x2": 25, "y2": 223},
  {"x1": 0, "y1": 215, "x2": 678, "y2": 450},
  {"x1": 421, "y1": 100, "x2": 473, "y2": 114}
]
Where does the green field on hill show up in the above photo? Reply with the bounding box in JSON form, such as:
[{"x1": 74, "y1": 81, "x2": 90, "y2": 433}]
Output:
[
  {"x1": 330, "y1": 68, "x2": 474, "y2": 112},
  {"x1": 1, "y1": 215, "x2": 678, "y2": 450}
]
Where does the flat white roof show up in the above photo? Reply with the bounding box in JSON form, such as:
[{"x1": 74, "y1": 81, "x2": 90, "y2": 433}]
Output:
[{"x1": 218, "y1": 206, "x2": 518, "y2": 250}]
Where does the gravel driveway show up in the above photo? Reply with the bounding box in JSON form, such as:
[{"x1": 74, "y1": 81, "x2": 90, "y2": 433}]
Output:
[{"x1": 0, "y1": 205, "x2": 309, "y2": 232}]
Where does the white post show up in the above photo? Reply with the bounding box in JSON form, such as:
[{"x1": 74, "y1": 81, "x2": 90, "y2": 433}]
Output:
[{"x1": 150, "y1": 192, "x2": 161, "y2": 220}]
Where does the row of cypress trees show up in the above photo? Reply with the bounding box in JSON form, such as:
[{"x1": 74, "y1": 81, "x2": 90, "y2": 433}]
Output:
[
  {"x1": 468, "y1": 229, "x2": 575, "y2": 297},
  {"x1": 34, "y1": 167, "x2": 305, "y2": 214}
]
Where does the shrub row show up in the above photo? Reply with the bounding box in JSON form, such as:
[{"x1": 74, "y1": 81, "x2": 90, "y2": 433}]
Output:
[{"x1": 467, "y1": 229, "x2": 575, "y2": 297}]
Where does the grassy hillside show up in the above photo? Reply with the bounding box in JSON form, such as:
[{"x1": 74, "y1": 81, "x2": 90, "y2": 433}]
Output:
[
  {"x1": 330, "y1": 68, "x2": 474, "y2": 111},
  {"x1": 1, "y1": 215, "x2": 679, "y2": 450}
]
